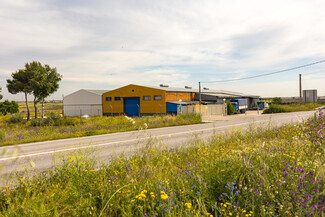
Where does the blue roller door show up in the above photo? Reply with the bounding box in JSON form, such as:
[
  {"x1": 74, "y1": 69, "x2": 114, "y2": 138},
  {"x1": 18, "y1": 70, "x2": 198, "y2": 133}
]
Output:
[{"x1": 124, "y1": 98, "x2": 140, "y2": 117}]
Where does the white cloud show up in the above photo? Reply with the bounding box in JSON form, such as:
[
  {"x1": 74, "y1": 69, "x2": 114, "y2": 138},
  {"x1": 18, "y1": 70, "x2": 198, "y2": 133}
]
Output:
[{"x1": 1, "y1": 0, "x2": 325, "y2": 101}]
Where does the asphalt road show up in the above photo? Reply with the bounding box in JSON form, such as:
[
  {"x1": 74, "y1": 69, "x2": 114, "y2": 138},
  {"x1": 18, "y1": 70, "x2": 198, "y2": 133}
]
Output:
[{"x1": 0, "y1": 111, "x2": 316, "y2": 184}]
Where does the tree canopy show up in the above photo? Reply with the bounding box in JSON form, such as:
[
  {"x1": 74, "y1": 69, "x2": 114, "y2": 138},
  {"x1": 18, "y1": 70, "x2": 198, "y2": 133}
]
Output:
[
  {"x1": 0, "y1": 86, "x2": 3, "y2": 101},
  {"x1": 7, "y1": 61, "x2": 62, "y2": 120},
  {"x1": 0, "y1": 100, "x2": 19, "y2": 115}
]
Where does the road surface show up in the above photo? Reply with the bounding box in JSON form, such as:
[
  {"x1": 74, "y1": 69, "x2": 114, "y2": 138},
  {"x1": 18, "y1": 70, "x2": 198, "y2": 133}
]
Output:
[{"x1": 0, "y1": 111, "x2": 316, "y2": 184}]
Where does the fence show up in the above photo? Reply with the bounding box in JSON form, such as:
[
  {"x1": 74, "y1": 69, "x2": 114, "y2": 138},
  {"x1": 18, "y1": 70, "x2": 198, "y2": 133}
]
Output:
[{"x1": 177, "y1": 104, "x2": 226, "y2": 117}]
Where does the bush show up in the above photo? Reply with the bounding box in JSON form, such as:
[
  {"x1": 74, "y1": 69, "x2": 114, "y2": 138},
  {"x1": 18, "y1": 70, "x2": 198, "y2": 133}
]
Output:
[
  {"x1": 271, "y1": 97, "x2": 283, "y2": 104},
  {"x1": 226, "y1": 101, "x2": 235, "y2": 115},
  {"x1": 262, "y1": 104, "x2": 289, "y2": 114},
  {"x1": 8, "y1": 113, "x2": 24, "y2": 123},
  {"x1": 0, "y1": 100, "x2": 19, "y2": 115}
]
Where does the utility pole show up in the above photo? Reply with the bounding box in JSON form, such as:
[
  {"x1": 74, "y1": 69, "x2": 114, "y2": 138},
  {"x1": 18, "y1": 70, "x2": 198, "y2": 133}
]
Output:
[
  {"x1": 299, "y1": 74, "x2": 302, "y2": 104},
  {"x1": 199, "y1": 81, "x2": 201, "y2": 114}
]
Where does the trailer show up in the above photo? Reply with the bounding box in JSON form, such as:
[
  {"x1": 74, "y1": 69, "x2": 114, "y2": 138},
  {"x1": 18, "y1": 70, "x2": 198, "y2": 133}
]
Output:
[{"x1": 230, "y1": 99, "x2": 248, "y2": 114}]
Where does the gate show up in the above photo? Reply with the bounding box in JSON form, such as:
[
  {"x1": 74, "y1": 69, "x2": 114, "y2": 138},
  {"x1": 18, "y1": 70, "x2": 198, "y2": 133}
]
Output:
[{"x1": 124, "y1": 98, "x2": 140, "y2": 117}]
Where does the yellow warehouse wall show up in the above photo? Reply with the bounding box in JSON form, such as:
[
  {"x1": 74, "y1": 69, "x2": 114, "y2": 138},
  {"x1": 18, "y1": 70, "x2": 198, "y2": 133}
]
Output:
[
  {"x1": 102, "y1": 84, "x2": 167, "y2": 115},
  {"x1": 166, "y1": 92, "x2": 195, "y2": 101}
]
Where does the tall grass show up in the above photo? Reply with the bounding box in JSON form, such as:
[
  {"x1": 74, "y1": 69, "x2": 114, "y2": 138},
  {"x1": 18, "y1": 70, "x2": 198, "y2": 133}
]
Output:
[
  {"x1": 0, "y1": 112, "x2": 324, "y2": 216},
  {"x1": 0, "y1": 114, "x2": 201, "y2": 146},
  {"x1": 263, "y1": 103, "x2": 324, "y2": 114}
]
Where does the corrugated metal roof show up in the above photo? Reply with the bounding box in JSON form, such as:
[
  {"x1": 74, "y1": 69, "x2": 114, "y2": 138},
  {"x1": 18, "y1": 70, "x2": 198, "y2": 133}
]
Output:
[
  {"x1": 81, "y1": 89, "x2": 110, "y2": 95},
  {"x1": 146, "y1": 85, "x2": 259, "y2": 98}
]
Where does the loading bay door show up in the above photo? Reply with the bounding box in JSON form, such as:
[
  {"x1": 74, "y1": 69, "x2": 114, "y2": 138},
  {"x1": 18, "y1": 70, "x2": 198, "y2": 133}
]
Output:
[{"x1": 124, "y1": 97, "x2": 140, "y2": 117}]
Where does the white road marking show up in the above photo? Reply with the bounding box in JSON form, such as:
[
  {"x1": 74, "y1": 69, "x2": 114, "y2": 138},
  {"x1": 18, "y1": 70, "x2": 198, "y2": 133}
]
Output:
[{"x1": 0, "y1": 114, "x2": 310, "y2": 161}]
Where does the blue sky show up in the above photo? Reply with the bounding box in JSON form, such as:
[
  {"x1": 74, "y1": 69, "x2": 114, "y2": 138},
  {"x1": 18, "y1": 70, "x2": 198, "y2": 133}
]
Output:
[{"x1": 1, "y1": 0, "x2": 325, "y2": 101}]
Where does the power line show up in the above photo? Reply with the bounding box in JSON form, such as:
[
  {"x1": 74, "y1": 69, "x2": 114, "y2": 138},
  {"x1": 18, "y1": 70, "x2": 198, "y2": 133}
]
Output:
[{"x1": 201, "y1": 59, "x2": 325, "y2": 83}]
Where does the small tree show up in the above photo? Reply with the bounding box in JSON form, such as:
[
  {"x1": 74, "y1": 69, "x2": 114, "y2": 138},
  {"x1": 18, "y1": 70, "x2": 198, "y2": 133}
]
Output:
[
  {"x1": 226, "y1": 101, "x2": 235, "y2": 115},
  {"x1": 30, "y1": 62, "x2": 62, "y2": 118},
  {"x1": 272, "y1": 97, "x2": 283, "y2": 104},
  {"x1": 0, "y1": 100, "x2": 19, "y2": 115},
  {"x1": 7, "y1": 67, "x2": 34, "y2": 120},
  {"x1": 7, "y1": 61, "x2": 62, "y2": 120}
]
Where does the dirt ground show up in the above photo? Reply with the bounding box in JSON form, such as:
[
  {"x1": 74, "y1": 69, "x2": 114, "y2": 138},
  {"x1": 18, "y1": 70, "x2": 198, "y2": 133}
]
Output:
[{"x1": 202, "y1": 110, "x2": 264, "y2": 122}]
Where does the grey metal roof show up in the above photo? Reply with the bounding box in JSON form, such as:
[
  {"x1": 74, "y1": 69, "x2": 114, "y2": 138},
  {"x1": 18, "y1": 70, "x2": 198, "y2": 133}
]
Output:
[
  {"x1": 81, "y1": 89, "x2": 110, "y2": 95},
  {"x1": 146, "y1": 85, "x2": 259, "y2": 98}
]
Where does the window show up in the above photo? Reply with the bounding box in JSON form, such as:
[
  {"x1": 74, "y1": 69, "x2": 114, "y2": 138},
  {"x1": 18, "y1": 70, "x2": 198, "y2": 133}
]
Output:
[
  {"x1": 106, "y1": 97, "x2": 112, "y2": 101},
  {"x1": 143, "y1": 96, "x2": 151, "y2": 101},
  {"x1": 154, "y1": 95, "x2": 162, "y2": 100},
  {"x1": 114, "y1": 97, "x2": 121, "y2": 101}
]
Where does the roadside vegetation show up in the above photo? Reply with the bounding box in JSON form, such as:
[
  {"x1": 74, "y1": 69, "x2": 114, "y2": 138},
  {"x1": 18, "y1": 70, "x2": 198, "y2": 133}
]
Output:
[
  {"x1": 0, "y1": 110, "x2": 324, "y2": 216},
  {"x1": 263, "y1": 102, "x2": 324, "y2": 114},
  {"x1": 0, "y1": 113, "x2": 201, "y2": 146}
]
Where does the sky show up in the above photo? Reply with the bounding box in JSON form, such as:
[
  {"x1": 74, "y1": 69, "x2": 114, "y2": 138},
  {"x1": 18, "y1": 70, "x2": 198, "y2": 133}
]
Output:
[{"x1": 1, "y1": 0, "x2": 325, "y2": 101}]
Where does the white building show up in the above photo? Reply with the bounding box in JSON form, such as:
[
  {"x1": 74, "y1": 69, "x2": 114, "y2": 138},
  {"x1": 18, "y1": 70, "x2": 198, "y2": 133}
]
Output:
[{"x1": 63, "y1": 89, "x2": 109, "y2": 116}]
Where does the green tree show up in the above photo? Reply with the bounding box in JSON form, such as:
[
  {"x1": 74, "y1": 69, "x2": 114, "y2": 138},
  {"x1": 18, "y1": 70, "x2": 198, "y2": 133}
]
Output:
[
  {"x1": 0, "y1": 86, "x2": 3, "y2": 101},
  {"x1": 7, "y1": 67, "x2": 34, "y2": 121},
  {"x1": 30, "y1": 62, "x2": 62, "y2": 118},
  {"x1": 0, "y1": 100, "x2": 19, "y2": 115},
  {"x1": 272, "y1": 97, "x2": 283, "y2": 104},
  {"x1": 226, "y1": 101, "x2": 235, "y2": 115}
]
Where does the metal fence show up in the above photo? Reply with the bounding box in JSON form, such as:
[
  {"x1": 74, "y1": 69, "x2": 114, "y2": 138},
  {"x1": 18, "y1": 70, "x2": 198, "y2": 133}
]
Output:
[{"x1": 177, "y1": 104, "x2": 226, "y2": 116}]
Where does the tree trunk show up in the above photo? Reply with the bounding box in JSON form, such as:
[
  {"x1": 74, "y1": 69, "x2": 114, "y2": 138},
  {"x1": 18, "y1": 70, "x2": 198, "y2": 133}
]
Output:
[
  {"x1": 41, "y1": 99, "x2": 44, "y2": 119},
  {"x1": 25, "y1": 92, "x2": 30, "y2": 121},
  {"x1": 34, "y1": 98, "x2": 38, "y2": 119}
]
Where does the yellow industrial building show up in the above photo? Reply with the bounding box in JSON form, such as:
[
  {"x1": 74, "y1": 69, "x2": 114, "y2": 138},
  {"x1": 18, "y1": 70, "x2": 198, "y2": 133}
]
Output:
[
  {"x1": 102, "y1": 84, "x2": 259, "y2": 117},
  {"x1": 102, "y1": 84, "x2": 196, "y2": 116}
]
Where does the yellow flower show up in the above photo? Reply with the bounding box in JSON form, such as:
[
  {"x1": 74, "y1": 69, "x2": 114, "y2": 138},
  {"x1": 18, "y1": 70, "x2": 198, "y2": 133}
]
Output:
[
  {"x1": 229, "y1": 213, "x2": 232, "y2": 216},
  {"x1": 224, "y1": 204, "x2": 227, "y2": 207},
  {"x1": 242, "y1": 210, "x2": 246, "y2": 213},
  {"x1": 161, "y1": 194, "x2": 168, "y2": 200},
  {"x1": 131, "y1": 200, "x2": 135, "y2": 203},
  {"x1": 185, "y1": 203, "x2": 192, "y2": 209},
  {"x1": 141, "y1": 190, "x2": 147, "y2": 194}
]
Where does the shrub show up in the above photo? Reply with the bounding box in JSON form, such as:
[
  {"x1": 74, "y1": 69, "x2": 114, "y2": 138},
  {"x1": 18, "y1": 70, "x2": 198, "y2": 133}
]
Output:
[
  {"x1": 226, "y1": 101, "x2": 235, "y2": 115},
  {"x1": 0, "y1": 100, "x2": 19, "y2": 115},
  {"x1": 7, "y1": 113, "x2": 24, "y2": 123},
  {"x1": 271, "y1": 97, "x2": 283, "y2": 104},
  {"x1": 262, "y1": 104, "x2": 290, "y2": 114}
]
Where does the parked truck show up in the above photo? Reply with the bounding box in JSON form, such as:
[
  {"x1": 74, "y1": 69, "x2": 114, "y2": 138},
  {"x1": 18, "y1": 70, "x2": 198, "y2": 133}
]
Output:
[
  {"x1": 257, "y1": 101, "x2": 269, "y2": 110},
  {"x1": 230, "y1": 99, "x2": 248, "y2": 114}
]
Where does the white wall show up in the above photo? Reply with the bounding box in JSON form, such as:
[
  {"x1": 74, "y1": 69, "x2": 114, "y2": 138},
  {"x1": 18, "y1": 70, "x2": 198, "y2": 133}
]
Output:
[{"x1": 63, "y1": 105, "x2": 103, "y2": 116}]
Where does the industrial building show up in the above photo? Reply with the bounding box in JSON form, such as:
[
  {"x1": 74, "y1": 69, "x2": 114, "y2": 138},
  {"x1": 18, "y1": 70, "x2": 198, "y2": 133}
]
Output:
[
  {"x1": 63, "y1": 89, "x2": 109, "y2": 116},
  {"x1": 102, "y1": 84, "x2": 259, "y2": 117}
]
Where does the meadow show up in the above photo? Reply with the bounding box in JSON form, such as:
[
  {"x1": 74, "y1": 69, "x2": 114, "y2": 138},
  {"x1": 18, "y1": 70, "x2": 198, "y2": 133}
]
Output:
[
  {"x1": 0, "y1": 113, "x2": 201, "y2": 146},
  {"x1": 0, "y1": 110, "x2": 324, "y2": 216},
  {"x1": 263, "y1": 103, "x2": 324, "y2": 114}
]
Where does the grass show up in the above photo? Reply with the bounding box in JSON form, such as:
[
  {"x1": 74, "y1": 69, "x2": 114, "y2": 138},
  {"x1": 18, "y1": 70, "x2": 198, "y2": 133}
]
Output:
[
  {"x1": 263, "y1": 103, "x2": 324, "y2": 114},
  {"x1": 0, "y1": 110, "x2": 324, "y2": 216},
  {"x1": 18, "y1": 102, "x2": 63, "y2": 118},
  {"x1": 0, "y1": 114, "x2": 201, "y2": 146}
]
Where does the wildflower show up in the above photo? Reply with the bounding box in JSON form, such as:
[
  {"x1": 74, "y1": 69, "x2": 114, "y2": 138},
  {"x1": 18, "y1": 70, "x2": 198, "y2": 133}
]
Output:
[{"x1": 185, "y1": 203, "x2": 192, "y2": 209}]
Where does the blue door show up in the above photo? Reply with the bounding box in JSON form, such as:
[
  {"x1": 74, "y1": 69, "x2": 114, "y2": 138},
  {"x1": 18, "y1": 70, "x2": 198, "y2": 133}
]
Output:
[{"x1": 124, "y1": 98, "x2": 140, "y2": 117}]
